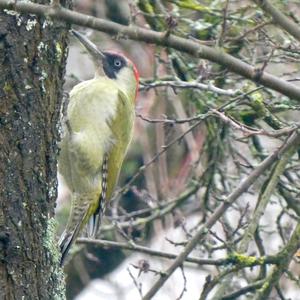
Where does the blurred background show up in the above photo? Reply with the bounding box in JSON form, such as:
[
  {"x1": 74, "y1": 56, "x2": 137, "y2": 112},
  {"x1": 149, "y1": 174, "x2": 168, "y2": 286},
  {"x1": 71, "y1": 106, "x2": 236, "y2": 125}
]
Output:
[{"x1": 56, "y1": 0, "x2": 300, "y2": 299}]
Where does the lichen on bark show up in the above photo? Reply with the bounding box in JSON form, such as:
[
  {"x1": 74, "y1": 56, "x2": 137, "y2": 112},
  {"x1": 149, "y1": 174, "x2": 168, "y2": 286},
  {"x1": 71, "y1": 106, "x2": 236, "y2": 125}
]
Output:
[{"x1": 0, "y1": 1, "x2": 71, "y2": 299}]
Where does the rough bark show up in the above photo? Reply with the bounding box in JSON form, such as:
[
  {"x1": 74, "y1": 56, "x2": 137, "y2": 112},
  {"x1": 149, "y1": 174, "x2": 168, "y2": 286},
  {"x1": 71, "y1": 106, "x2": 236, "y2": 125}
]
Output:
[{"x1": 0, "y1": 1, "x2": 70, "y2": 299}]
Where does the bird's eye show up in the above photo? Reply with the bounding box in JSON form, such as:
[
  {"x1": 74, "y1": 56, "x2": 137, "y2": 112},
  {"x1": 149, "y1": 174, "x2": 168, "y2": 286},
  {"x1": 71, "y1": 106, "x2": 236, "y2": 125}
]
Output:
[{"x1": 114, "y1": 59, "x2": 122, "y2": 67}]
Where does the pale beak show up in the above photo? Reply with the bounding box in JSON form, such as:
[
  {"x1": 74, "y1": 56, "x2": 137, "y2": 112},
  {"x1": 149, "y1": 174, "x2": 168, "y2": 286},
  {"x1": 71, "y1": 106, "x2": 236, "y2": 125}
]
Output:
[{"x1": 71, "y1": 30, "x2": 105, "y2": 62}]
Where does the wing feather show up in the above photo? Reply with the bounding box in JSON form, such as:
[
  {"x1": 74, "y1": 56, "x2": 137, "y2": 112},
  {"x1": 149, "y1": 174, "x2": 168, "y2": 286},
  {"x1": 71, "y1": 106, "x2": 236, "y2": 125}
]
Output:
[{"x1": 58, "y1": 78, "x2": 135, "y2": 264}]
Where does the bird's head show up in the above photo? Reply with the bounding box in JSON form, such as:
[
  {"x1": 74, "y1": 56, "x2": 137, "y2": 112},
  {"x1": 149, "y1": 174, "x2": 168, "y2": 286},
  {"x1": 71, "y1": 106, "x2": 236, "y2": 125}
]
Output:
[{"x1": 71, "y1": 30, "x2": 139, "y2": 101}]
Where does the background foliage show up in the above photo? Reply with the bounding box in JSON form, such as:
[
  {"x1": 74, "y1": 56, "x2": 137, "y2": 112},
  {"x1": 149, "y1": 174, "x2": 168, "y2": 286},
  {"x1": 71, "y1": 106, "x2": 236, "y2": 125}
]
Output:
[
  {"x1": 1, "y1": 0, "x2": 299, "y2": 299},
  {"x1": 56, "y1": 0, "x2": 300, "y2": 299}
]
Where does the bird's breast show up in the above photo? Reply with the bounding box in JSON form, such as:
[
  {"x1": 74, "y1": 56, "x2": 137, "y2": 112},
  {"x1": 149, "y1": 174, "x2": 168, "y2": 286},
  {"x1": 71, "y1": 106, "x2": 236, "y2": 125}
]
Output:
[{"x1": 67, "y1": 77, "x2": 134, "y2": 153}]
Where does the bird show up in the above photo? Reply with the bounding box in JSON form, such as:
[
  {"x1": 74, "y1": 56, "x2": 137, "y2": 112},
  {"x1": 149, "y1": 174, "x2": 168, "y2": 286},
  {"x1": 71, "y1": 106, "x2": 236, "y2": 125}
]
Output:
[{"x1": 58, "y1": 30, "x2": 139, "y2": 265}]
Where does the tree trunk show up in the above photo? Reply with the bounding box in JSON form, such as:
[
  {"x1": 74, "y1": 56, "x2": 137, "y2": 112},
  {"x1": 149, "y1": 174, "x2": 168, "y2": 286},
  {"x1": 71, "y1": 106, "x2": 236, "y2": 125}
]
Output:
[{"x1": 0, "y1": 2, "x2": 70, "y2": 299}]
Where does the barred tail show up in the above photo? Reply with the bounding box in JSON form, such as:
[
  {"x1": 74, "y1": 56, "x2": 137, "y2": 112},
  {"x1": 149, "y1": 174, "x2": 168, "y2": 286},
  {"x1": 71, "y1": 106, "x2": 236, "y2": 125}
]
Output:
[
  {"x1": 59, "y1": 193, "x2": 92, "y2": 266},
  {"x1": 87, "y1": 192, "x2": 106, "y2": 238},
  {"x1": 59, "y1": 222, "x2": 83, "y2": 266},
  {"x1": 59, "y1": 154, "x2": 108, "y2": 265},
  {"x1": 87, "y1": 211, "x2": 102, "y2": 238},
  {"x1": 88, "y1": 154, "x2": 108, "y2": 238}
]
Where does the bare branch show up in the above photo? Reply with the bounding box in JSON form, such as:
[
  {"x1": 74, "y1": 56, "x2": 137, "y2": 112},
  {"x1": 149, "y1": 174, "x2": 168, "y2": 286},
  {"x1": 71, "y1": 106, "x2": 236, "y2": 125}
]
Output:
[
  {"x1": 212, "y1": 134, "x2": 300, "y2": 298},
  {"x1": 176, "y1": 266, "x2": 187, "y2": 300},
  {"x1": 142, "y1": 131, "x2": 300, "y2": 300},
  {"x1": 222, "y1": 280, "x2": 265, "y2": 299},
  {"x1": 103, "y1": 183, "x2": 201, "y2": 233},
  {"x1": 77, "y1": 238, "x2": 279, "y2": 267},
  {"x1": 254, "y1": 0, "x2": 300, "y2": 41},
  {"x1": 211, "y1": 110, "x2": 299, "y2": 138},
  {"x1": 113, "y1": 115, "x2": 209, "y2": 197},
  {"x1": 1, "y1": 0, "x2": 300, "y2": 100},
  {"x1": 77, "y1": 238, "x2": 207, "y2": 265},
  {"x1": 253, "y1": 222, "x2": 300, "y2": 299},
  {"x1": 136, "y1": 112, "x2": 208, "y2": 124},
  {"x1": 127, "y1": 267, "x2": 143, "y2": 299},
  {"x1": 140, "y1": 80, "x2": 238, "y2": 96}
]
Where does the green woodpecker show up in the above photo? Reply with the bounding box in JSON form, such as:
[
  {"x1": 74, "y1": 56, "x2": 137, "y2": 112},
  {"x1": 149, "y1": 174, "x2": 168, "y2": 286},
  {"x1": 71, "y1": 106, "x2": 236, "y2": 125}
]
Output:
[{"x1": 58, "y1": 30, "x2": 139, "y2": 265}]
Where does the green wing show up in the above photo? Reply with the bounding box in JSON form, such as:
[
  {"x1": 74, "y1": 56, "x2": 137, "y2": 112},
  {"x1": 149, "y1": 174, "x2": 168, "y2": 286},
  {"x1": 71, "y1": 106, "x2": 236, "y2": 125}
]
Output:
[{"x1": 91, "y1": 89, "x2": 135, "y2": 235}]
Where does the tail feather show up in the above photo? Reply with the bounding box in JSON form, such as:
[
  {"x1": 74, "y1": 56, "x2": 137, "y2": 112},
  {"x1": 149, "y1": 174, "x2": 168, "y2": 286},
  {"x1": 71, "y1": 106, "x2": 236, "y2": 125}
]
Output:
[
  {"x1": 59, "y1": 221, "x2": 82, "y2": 266},
  {"x1": 89, "y1": 212, "x2": 102, "y2": 238},
  {"x1": 59, "y1": 201, "x2": 89, "y2": 266},
  {"x1": 59, "y1": 154, "x2": 109, "y2": 265},
  {"x1": 88, "y1": 154, "x2": 108, "y2": 238},
  {"x1": 88, "y1": 196, "x2": 106, "y2": 238}
]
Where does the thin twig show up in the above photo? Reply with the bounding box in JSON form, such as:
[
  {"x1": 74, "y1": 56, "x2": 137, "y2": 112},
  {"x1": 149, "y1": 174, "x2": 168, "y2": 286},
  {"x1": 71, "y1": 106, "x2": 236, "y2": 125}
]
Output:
[
  {"x1": 212, "y1": 109, "x2": 299, "y2": 138},
  {"x1": 253, "y1": 222, "x2": 300, "y2": 300},
  {"x1": 142, "y1": 131, "x2": 300, "y2": 300},
  {"x1": 127, "y1": 267, "x2": 143, "y2": 298},
  {"x1": 113, "y1": 114, "x2": 210, "y2": 197},
  {"x1": 254, "y1": 0, "x2": 300, "y2": 41},
  {"x1": 136, "y1": 112, "x2": 208, "y2": 124},
  {"x1": 226, "y1": 21, "x2": 272, "y2": 42},
  {"x1": 140, "y1": 80, "x2": 238, "y2": 96},
  {"x1": 212, "y1": 133, "x2": 300, "y2": 299},
  {"x1": 138, "y1": 109, "x2": 298, "y2": 138},
  {"x1": 77, "y1": 238, "x2": 279, "y2": 267},
  {"x1": 1, "y1": 0, "x2": 300, "y2": 100},
  {"x1": 176, "y1": 266, "x2": 187, "y2": 300},
  {"x1": 222, "y1": 279, "x2": 265, "y2": 299},
  {"x1": 103, "y1": 183, "x2": 201, "y2": 233}
]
